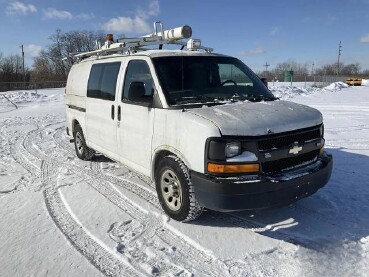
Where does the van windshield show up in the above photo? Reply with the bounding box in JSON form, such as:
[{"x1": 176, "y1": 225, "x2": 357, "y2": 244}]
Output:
[{"x1": 152, "y1": 56, "x2": 276, "y2": 106}]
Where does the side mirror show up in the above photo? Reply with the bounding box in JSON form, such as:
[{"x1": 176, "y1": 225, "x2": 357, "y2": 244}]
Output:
[{"x1": 260, "y1": 78, "x2": 268, "y2": 87}]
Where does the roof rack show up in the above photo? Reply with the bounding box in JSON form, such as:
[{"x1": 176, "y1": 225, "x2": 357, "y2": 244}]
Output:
[{"x1": 70, "y1": 21, "x2": 213, "y2": 62}]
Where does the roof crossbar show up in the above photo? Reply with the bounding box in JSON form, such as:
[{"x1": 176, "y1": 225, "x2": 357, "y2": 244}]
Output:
[{"x1": 69, "y1": 22, "x2": 213, "y2": 61}]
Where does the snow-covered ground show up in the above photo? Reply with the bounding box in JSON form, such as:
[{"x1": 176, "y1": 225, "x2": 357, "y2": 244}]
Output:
[{"x1": 0, "y1": 84, "x2": 368, "y2": 276}]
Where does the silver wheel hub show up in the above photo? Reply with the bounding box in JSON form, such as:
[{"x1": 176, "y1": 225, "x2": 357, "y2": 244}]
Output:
[
  {"x1": 75, "y1": 133, "x2": 84, "y2": 155},
  {"x1": 160, "y1": 169, "x2": 182, "y2": 211}
]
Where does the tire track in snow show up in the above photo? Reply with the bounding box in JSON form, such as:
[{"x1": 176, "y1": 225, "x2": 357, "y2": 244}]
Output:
[
  {"x1": 23, "y1": 125, "x2": 149, "y2": 276},
  {"x1": 17, "y1": 118, "x2": 243, "y2": 276},
  {"x1": 43, "y1": 172, "x2": 140, "y2": 276},
  {"x1": 0, "y1": 118, "x2": 41, "y2": 193},
  {"x1": 12, "y1": 127, "x2": 40, "y2": 175},
  {"x1": 5, "y1": 118, "x2": 142, "y2": 276}
]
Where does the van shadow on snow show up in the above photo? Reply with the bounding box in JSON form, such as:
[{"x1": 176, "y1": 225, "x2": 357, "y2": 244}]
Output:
[
  {"x1": 91, "y1": 154, "x2": 114, "y2": 163},
  {"x1": 193, "y1": 148, "x2": 369, "y2": 251}
]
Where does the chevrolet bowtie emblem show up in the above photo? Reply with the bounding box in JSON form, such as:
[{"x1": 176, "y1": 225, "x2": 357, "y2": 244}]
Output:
[{"x1": 289, "y1": 145, "x2": 303, "y2": 155}]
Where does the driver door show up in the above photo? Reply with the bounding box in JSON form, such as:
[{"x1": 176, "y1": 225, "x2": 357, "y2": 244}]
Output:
[{"x1": 116, "y1": 58, "x2": 156, "y2": 176}]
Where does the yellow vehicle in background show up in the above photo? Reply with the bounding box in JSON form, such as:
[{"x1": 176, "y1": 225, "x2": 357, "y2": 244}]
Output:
[{"x1": 346, "y1": 78, "x2": 362, "y2": 86}]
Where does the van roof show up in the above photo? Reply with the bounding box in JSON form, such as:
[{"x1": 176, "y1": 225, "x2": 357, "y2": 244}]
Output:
[
  {"x1": 78, "y1": 49, "x2": 230, "y2": 63},
  {"x1": 134, "y1": 49, "x2": 228, "y2": 58}
]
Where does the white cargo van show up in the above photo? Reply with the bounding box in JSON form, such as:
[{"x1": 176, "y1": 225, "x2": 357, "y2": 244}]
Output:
[{"x1": 65, "y1": 24, "x2": 333, "y2": 221}]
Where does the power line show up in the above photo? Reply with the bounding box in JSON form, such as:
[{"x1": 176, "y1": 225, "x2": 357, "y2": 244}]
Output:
[{"x1": 264, "y1": 62, "x2": 270, "y2": 72}]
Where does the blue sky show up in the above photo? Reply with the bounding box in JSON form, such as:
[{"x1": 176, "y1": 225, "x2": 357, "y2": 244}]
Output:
[{"x1": 1, "y1": 0, "x2": 369, "y2": 71}]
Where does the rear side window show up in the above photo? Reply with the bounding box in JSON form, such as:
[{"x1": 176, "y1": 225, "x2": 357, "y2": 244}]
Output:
[{"x1": 87, "y1": 62, "x2": 121, "y2": 101}]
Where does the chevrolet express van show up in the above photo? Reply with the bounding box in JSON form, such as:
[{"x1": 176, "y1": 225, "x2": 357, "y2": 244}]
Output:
[{"x1": 65, "y1": 26, "x2": 333, "y2": 221}]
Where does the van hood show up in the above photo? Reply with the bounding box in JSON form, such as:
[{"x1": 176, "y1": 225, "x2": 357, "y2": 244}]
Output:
[{"x1": 186, "y1": 100, "x2": 322, "y2": 136}]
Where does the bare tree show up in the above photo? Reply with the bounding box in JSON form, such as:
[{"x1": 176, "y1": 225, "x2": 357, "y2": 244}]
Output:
[
  {"x1": 47, "y1": 29, "x2": 67, "y2": 80},
  {"x1": 315, "y1": 62, "x2": 343, "y2": 76},
  {"x1": 31, "y1": 54, "x2": 57, "y2": 82},
  {"x1": 268, "y1": 60, "x2": 309, "y2": 81},
  {"x1": 0, "y1": 54, "x2": 25, "y2": 82},
  {"x1": 0, "y1": 52, "x2": 4, "y2": 82},
  {"x1": 31, "y1": 29, "x2": 105, "y2": 81},
  {"x1": 341, "y1": 63, "x2": 360, "y2": 75},
  {"x1": 361, "y1": 69, "x2": 369, "y2": 77}
]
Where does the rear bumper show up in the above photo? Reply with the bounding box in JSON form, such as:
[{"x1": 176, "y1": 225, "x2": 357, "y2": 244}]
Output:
[{"x1": 191, "y1": 152, "x2": 333, "y2": 211}]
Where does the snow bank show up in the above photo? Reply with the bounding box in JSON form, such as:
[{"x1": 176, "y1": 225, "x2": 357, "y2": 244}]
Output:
[
  {"x1": 269, "y1": 82, "x2": 351, "y2": 100},
  {"x1": 268, "y1": 81, "x2": 316, "y2": 87},
  {"x1": 0, "y1": 89, "x2": 63, "y2": 105},
  {"x1": 362, "y1": 79, "x2": 369, "y2": 86},
  {"x1": 269, "y1": 85, "x2": 321, "y2": 100},
  {"x1": 0, "y1": 91, "x2": 46, "y2": 104},
  {"x1": 323, "y1": 81, "x2": 349, "y2": 90}
]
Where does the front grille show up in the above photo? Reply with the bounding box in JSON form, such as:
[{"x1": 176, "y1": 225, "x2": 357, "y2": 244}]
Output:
[
  {"x1": 261, "y1": 150, "x2": 320, "y2": 173},
  {"x1": 258, "y1": 128, "x2": 321, "y2": 151}
]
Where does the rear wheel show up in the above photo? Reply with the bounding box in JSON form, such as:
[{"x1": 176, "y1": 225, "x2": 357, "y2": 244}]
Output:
[
  {"x1": 155, "y1": 155, "x2": 203, "y2": 222},
  {"x1": 73, "y1": 124, "x2": 95, "y2": 160}
]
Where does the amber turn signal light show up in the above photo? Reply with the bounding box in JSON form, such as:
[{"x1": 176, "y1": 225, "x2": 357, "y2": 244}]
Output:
[
  {"x1": 208, "y1": 163, "x2": 260, "y2": 173},
  {"x1": 107, "y1": 34, "x2": 114, "y2": 41}
]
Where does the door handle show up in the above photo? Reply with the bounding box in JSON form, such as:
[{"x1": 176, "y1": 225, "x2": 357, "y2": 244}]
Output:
[
  {"x1": 118, "y1": 106, "x2": 121, "y2": 121},
  {"x1": 111, "y1": 105, "x2": 115, "y2": 120}
]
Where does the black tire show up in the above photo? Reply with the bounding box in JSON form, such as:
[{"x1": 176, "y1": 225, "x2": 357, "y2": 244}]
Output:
[
  {"x1": 73, "y1": 124, "x2": 95, "y2": 160},
  {"x1": 155, "y1": 155, "x2": 203, "y2": 222}
]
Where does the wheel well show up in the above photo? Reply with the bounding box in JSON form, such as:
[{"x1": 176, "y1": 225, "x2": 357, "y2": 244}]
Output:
[
  {"x1": 152, "y1": 150, "x2": 191, "y2": 180},
  {"x1": 153, "y1": 150, "x2": 171, "y2": 177},
  {"x1": 72, "y1": 120, "x2": 80, "y2": 134}
]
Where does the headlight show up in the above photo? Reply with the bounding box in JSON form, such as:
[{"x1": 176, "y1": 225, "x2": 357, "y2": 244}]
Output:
[
  {"x1": 320, "y1": 124, "x2": 324, "y2": 137},
  {"x1": 227, "y1": 151, "x2": 257, "y2": 162},
  {"x1": 225, "y1": 142, "x2": 241, "y2": 158},
  {"x1": 207, "y1": 139, "x2": 260, "y2": 174}
]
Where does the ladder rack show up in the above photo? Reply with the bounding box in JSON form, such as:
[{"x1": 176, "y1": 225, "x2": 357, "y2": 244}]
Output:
[{"x1": 70, "y1": 22, "x2": 213, "y2": 62}]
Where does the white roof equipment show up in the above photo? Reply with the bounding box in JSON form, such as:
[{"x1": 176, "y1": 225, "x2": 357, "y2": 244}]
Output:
[{"x1": 71, "y1": 21, "x2": 213, "y2": 61}]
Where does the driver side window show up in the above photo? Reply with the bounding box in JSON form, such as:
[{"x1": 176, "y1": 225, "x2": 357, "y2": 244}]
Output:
[
  {"x1": 122, "y1": 60, "x2": 154, "y2": 104},
  {"x1": 218, "y1": 64, "x2": 253, "y2": 86}
]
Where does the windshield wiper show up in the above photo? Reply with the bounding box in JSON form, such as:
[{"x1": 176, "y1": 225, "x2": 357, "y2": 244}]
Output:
[
  {"x1": 230, "y1": 93, "x2": 247, "y2": 101},
  {"x1": 215, "y1": 94, "x2": 248, "y2": 102},
  {"x1": 246, "y1": 94, "x2": 276, "y2": 102},
  {"x1": 175, "y1": 95, "x2": 216, "y2": 104}
]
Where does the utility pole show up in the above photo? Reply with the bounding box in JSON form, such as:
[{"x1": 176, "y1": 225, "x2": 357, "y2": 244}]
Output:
[
  {"x1": 312, "y1": 62, "x2": 315, "y2": 83},
  {"x1": 264, "y1": 62, "x2": 270, "y2": 72},
  {"x1": 20, "y1": 45, "x2": 25, "y2": 83},
  {"x1": 337, "y1": 41, "x2": 342, "y2": 76}
]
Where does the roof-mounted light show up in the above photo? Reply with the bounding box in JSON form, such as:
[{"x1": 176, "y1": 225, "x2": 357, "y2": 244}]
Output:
[
  {"x1": 107, "y1": 34, "x2": 114, "y2": 41},
  {"x1": 187, "y1": 39, "x2": 201, "y2": 51}
]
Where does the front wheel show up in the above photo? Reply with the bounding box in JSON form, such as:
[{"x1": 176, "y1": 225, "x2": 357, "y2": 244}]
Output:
[
  {"x1": 155, "y1": 155, "x2": 203, "y2": 222},
  {"x1": 73, "y1": 124, "x2": 95, "y2": 160}
]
